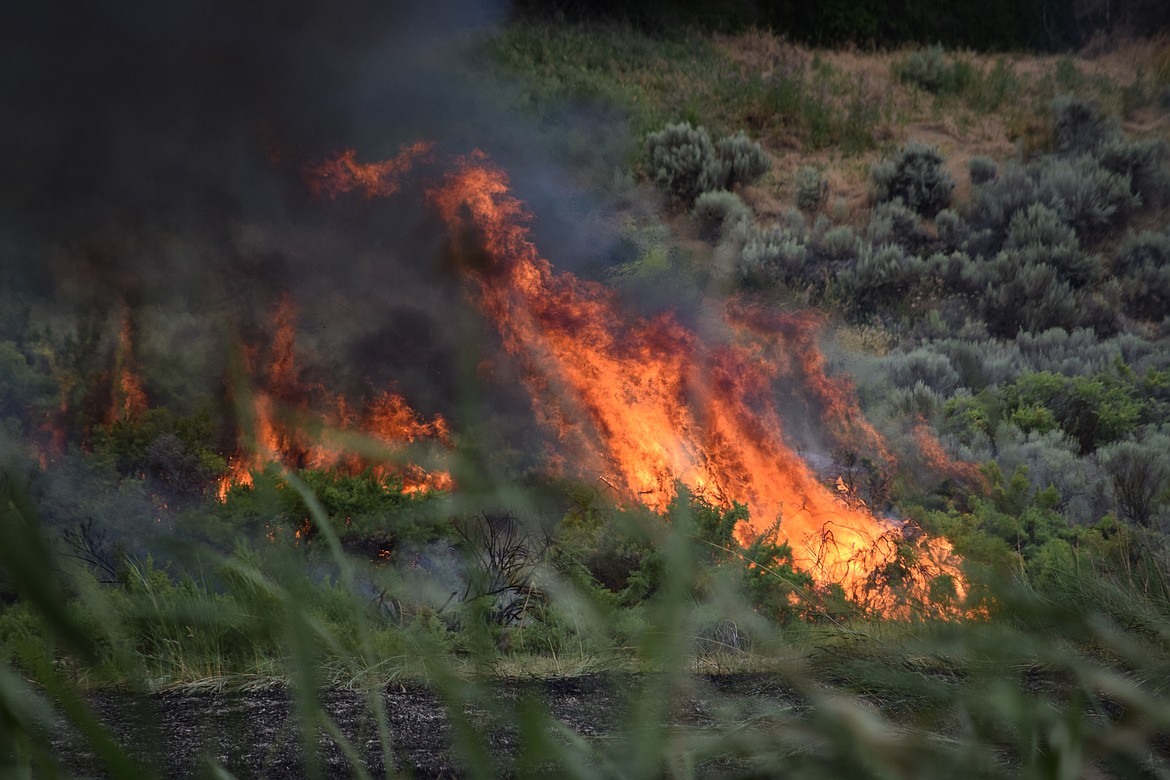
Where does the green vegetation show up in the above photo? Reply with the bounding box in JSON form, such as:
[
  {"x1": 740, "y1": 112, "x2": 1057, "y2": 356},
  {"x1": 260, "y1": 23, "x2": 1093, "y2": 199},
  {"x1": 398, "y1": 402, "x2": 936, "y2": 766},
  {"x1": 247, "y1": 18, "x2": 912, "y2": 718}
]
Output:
[{"x1": 5, "y1": 18, "x2": 1170, "y2": 780}]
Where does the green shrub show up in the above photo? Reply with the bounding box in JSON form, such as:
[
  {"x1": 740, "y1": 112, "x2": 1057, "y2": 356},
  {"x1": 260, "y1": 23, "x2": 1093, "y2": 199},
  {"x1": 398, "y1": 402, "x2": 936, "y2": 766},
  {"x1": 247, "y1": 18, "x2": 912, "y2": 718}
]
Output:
[
  {"x1": 884, "y1": 348, "x2": 963, "y2": 395},
  {"x1": 863, "y1": 200, "x2": 927, "y2": 250},
  {"x1": 898, "y1": 45, "x2": 976, "y2": 95},
  {"x1": 645, "y1": 122, "x2": 768, "y2": 204},
  {"x1": 1100, "y1": 136, "x2": 1170, "y2": 208},
  {"x1": 839, "y1": 243, "x2": 927, "y2": 315},
  {"x1": 1003, "y1": 203, "x2": 1098, "y2": 288},
  {"x1": 1050, "y1": 96, "x2": 1120, "y2": 157},
  {"x1": 1031, "y1": 154, "x2": 1138, "y2": 239},
  {"x1": 645, "y1": 122, "x2": 725, "y2": 204},
  {"x1": 1099, "y1": 435, "x2": 1170, "y2": 528},
  {"x1": 1000, "y1": 371, "x2": 1145, "y2": 454},
  {"x1": 980, "y1": 255, "x2": 1081, "y2": 337},
  {"x1": 738, "y1": 224, "x2": 810, "y2": 288},
  {"x1": 870, "y1": 140, "x2": 955, "y2": 218},
  {"x1": 1113, "y1": 228, "x2": 1170, "y2": 321},
  {"x1": 968, "y1": 155, "x2": 998, "y2": 186},
  {"x1": 692, "y1": 190, "x2": 753, "y2": 243},
  {"x1": 793, "y1": 165, "x2": 829, "y2": 212},
  {"x1": 899, "y1": 45, "x2": 950, "y2": 92},
  {"x1": 717, "y1": 130, "x2": 770, "y2": 188},
  {"x1": 816, "y1": 224, "x2": 857, "y2": 261}
]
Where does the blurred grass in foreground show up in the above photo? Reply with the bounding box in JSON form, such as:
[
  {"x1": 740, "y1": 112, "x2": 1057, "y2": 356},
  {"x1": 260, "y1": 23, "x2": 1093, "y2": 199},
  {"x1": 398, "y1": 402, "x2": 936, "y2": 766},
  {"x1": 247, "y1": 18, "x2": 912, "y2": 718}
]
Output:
[{"x1": 4, "y1": 466, "x2": 1170, "y2": 778}]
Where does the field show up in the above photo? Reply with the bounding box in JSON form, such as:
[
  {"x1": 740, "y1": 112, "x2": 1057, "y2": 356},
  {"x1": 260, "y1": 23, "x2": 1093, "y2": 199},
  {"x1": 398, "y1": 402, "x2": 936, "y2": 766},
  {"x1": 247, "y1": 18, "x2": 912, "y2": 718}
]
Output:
[{"x1": 4, "y1": 5, "x2": 1170, "y2": 778}]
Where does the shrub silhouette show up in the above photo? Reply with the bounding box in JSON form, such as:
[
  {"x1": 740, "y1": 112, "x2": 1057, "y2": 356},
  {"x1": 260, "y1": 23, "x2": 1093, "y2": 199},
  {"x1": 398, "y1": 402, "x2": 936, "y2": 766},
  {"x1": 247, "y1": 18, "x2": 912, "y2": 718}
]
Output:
[{"x1": 871, "y1": 140, "x2": 955, "y2": 218}]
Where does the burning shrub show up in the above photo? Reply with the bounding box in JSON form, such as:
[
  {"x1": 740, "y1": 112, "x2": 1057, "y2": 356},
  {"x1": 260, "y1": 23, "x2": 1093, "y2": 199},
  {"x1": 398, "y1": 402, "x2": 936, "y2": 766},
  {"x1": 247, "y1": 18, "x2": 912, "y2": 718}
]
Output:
[
  {"x1": 870, "y1": 140, "x2": 955, "y2": 218},
  {"x1": 645, "y1": 122, "x2": 768, "y2": 204}
]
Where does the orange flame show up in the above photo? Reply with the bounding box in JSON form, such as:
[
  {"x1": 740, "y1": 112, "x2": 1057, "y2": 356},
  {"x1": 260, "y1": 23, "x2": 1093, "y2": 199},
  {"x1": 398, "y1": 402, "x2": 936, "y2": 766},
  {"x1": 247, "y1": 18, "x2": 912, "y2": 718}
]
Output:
[
  {"x1": 304, "y1": 141, "x2": 434, "y2": 199},
  {"x1": 912, "y1": 421, "x2": 987, "y2": 490},
  {"x1": 216, "y1": 296, "x2": 453, "y2": 500},
  {"x1": 111, "y1": 309, "x2": 148, "y2": 423},
  {"x1": 311, "y1": 147, "x2": 971, "y2": 618},
  {"x1": 427, "y1": 153, "x2": 967, "y2": 617}
]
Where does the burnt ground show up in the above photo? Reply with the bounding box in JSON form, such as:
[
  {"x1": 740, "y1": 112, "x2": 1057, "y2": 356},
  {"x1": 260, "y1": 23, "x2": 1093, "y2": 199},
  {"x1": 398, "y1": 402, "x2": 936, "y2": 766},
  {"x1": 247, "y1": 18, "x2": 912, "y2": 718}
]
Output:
[{"x1": 48, "y1": 673, "x2": 805, "y2": 778}]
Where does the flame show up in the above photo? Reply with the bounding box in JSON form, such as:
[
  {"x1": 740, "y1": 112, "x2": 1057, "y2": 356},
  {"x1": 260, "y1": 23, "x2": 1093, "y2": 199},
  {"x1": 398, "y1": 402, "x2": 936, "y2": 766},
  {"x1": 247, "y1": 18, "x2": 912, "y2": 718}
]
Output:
[
  {"x1": 110, "y1": 309, "x2": 148, "y2": 423},
  {"x1": 912, "y1": 421, "x2": 987, "y2": 490},
  {"x1": 304, "y1": 141, "x2": 434, "y2": 199},
  {"x1": 216, "y1": 295, "x2": 453, "y2": 500},
  {"x1": 312, "y1": 147, "x2": 972, "y2": 618}
]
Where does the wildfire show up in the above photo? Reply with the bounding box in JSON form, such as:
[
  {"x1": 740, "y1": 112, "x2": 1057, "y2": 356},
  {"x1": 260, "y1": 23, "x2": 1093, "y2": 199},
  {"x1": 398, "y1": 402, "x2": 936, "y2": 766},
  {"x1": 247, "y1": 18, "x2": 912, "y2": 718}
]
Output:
[
  {"x1": 912, "y1": 421, "x2": 987, "y2": 489},
  {"x1": 313, "y1": 147, "x2": 974, "y2": 618},
  {"x1": 216, "y1": 295, "x2": 453, "y2": 501},
  {"x1": 304, "y1": 141, "x2": 434, "y2": 199},
  {"x1": 111, "y1": 308, "x2": 148, "y2": 424}
]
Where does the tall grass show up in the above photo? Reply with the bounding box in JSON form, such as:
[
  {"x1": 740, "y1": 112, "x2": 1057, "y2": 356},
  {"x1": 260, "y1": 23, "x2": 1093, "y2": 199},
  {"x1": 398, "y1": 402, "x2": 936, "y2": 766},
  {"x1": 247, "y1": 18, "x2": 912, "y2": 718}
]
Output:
[{"x1": 5, "y1": 461, "x2": 1170, "y2": 776}]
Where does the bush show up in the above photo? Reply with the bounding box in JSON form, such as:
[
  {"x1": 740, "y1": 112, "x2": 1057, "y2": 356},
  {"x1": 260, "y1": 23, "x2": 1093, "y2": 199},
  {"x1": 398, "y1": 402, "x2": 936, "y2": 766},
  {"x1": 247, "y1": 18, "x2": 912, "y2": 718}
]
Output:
[
  {"x1": 1003, "y1": 203, "x2": 1098, "y2": 288},
  {"x1": 646, "y1": 122, "x2": 725, "y2": 204},
  {"x1": 1001, "y1": 371, "x2": 1145, "y2": 454},
  {"x1": 993, "y1": 426, "x2": 1107, "y2": 526},
  {"x1": 817, "y1": 225, "x2": 857, "y2": 261},
  {"x1": 884, "y1": 348, "x2": 963, "y2": 395},
  {"x1": 1099, "y1": 434, "x2": 1170, "y2": 527},
  {"x1": 899, "y1": 45, "x2": 950, "y2": 92},
  {"x1": 1031, "y1": 155, "x2": 1138, "y2": 240},
  {"x1": 871, "y1": 140, "x2": 955, "y2": 218},
  {"x1": 718, "y1": 131, "x2": 771, "y2": 188},
  {"x1": 692, "y1": 190, "x2": 753, "y2": 243},
  {"x1": 794, "y1": 165, "x2": 829, "y2": 212},
  {"x1": 899, "y1": 45, "x2": 977, "y2": 95},
  {"x1": 1050, "y1": 96, "x2": 1120, "y2": 157},
  {"x1": 980, "y1": 255, "x2": 1081, "y2": 337},
  {"x1": 839, "y1": 243, "x2": 927, "y2": 315},
  {"x1": 864, "y1": 200, "x2": 927, "y2": 251},
  {"x1": 968, "y1": 156, "x2": 998, "y2": 186},
  {"x1": 738, "y1": 224, "x2": 810, "y2": 288},
  {"x1": 1113, "y1": 228, "x2": 1170, "y2": 321},
  {"x1": 1100, "y1": 136, "x2": 1170, "y2": 208},
  {"x1": 645, "y1": 123, "x2": 769, "y2": 204}
]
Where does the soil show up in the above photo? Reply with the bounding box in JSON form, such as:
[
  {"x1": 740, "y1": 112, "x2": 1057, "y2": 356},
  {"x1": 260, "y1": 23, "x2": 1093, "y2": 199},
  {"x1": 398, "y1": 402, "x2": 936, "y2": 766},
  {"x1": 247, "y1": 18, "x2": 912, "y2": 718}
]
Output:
[{"x1": 48, "y1": 673, "x2": 805, "y2": 778}]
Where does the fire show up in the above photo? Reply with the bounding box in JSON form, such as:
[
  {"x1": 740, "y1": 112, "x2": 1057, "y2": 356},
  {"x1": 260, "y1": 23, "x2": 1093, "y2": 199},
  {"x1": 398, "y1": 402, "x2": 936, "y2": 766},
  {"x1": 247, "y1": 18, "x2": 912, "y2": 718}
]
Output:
[
  {"x1": 304, "y1": 141, "x2": 434, "y2": 199},
  {"x1": 912, "y1": 421, "x2": 987, "y2": 489},
  {"x1": 314, "y1": 147, "x2": 972, "y2": 618},
  {"x1": 216, "y1": 295, "x2": 453, "y2": 501},
  {"x1": 110, "y1": 308, "x2": 148, "y2": 423}
]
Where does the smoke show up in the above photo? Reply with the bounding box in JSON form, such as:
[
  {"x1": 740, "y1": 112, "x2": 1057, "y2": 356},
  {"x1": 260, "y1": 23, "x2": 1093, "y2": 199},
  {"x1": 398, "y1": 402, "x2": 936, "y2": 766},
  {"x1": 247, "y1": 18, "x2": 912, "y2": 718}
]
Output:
[{"x1": 4, "y1": 0, "x2": 632, "y2": 419}]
